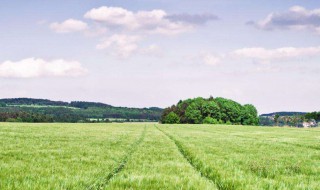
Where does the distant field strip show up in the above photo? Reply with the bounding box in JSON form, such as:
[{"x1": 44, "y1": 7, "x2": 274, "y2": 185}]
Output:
[
  {"x1": 7, "y1": 104, "x2": 80, "y2": 109},
  {"x1": 88, "y1": 125, "x2": 146, "y2": 190}
]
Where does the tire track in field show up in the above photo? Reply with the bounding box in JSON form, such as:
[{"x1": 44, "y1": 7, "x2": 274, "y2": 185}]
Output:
[
  {"x1": 87, "y1": 125, "x2": 146, "y2": 190},
  {"x1": 155, "y1": 125, "x2": 235, "y2": 190},
  {"x1": 184, "y1": 129, "x2": 319, "y2": 179}
]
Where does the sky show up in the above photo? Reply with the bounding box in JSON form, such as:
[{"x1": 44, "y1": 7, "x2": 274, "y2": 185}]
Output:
[{"x1": 0, "y1": 0, "x2": 320, "y2": 114}]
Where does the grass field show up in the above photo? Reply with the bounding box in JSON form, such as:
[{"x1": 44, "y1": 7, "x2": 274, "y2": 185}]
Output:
[{"x1": 0, "y1": 123, "x2": 319, "y2": 189}]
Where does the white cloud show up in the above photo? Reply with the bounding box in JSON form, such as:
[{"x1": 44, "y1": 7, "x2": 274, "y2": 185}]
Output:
[
  {"x1": 232, "y1": 47, "x2": 320, "y2": 60},
  {"x1": 50, "y1": 6, "x2": 217, "y2": 58},
  {"x1": 50, "y1": 19, "x2": 88, "y2": 33},
  {"x1": 0, "y1": 58, "x2": 88, "y2": 78},
  {"x1": 84, "y1": 25, "x2": 108, "y2": 37},
  {"x1": 201, "y1": 53, "x2": 221, "y2": 65},
  {"x1": 50, "y1": 8, "x2": 174, "y2": 57},
  {"x1": 96, "y1": 35, "x2": 163, "y2": 58},
  {"x1": 84, "y1": 6, "x2": 194, "y2": 35},
  {"x1": 250, "y1": 6, "x2": 320, "y2": 34},
  {"x1": 84, "y1": 7, "x2": 136, "y2": 28},
  {"x1": 192, "y1": 46, "x2": 320, "y2": 68},
  {"x1": 187, "y1": 53, "x2": 222, "y2": 66},
  {"x1": 96, "y1": 34, "x2": 140, "y2": 57},
  {"x1": 140, "y1": 44, "x2": 162, "y2": 55},
  {"x1": 165, "y1": 13, "x2": 218, "y2": 25}
]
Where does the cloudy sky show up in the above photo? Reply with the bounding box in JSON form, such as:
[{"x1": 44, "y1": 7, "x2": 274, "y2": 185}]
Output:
[{"x1": 1, "y1": 0, "x2": 319, "y2": 114}]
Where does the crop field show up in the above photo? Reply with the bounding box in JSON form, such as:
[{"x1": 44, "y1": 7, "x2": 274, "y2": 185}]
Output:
[{"x1": 0, "y1": 123, "x2": 319, "y2": 190}]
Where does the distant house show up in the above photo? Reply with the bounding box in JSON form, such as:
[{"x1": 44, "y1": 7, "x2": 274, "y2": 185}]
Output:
[{"x1": 302, "y1": 120, "x2": 318, "y2": 128}]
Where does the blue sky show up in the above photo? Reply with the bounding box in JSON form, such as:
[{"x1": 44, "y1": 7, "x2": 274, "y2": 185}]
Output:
[{"x1": 1, "y1": 0, "x2": 320, "y2": 113}]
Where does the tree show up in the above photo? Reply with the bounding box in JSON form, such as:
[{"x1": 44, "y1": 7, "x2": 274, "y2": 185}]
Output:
[
  {"x1": 214, "y1": 97, "x2": 243, "y2": 124},
  {"x1": 305, "y1": 112, "x2": 320, "y2": 122},
  {"x1": 242, "y1": 104, "x2": 259, "y2": 125},
  {"x1": 274, "y1": 114, "x2": 280, "y2": 126},
  {"x1": 185, "y1": 98, "x2": 206, "y2": 124},
  {"x1": 176, "y1": 99, "x2": 193, "y2": 123},
  {"x1": 163, "y1": 112, "x2": 180, "y2": 124},
  {"x1": 203, "y1": 116, "x2": 219, "y2": 124},
  {"x1": 202, "y1": 100, "x2": 221, "y2": 120},
  {"x1": 160, "y1": 105, "x2": 177, "y2": 123}
]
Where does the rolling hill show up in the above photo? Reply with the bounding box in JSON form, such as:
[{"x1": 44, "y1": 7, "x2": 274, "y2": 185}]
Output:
[{"x1": 0, "y1": 98, "x2": 163, "y2": 122}]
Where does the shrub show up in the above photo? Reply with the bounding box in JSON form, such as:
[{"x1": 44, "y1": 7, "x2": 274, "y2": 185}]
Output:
[
  {"x1": 6, "y1": 118, "x2": 17, "y2": 122},
  {"x1": 226, "y1": 121, "x2": 232, "y2": 125},
  {"x1": 203, "y1": 117, "x2": 219, "y2": 124}
]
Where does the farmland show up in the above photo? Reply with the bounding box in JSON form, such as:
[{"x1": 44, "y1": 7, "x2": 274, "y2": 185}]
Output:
[{"x1": 0, "y1": 123, "x2": 319, "y2": 189}]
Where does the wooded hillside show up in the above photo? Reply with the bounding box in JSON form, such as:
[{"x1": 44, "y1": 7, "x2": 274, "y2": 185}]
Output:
[{"x1": 0, "y1": 98, "x2": 162, "y2": 123}]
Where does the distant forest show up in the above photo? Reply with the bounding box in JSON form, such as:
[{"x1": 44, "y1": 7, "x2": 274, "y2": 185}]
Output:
[
  {"x1": 160, "y1": 97, "x2": 259, "y2": 125},
  {"x1": 0, "y1": 98, "x2": 162, "y2": 123},
  {"x1": 260, "y1": 112, "x2": 307, "y2": 117}
]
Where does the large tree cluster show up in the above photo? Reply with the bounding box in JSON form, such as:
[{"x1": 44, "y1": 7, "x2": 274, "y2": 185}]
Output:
[{"x1": 160, "y1": 97, "x2": 259, "y2": 125}]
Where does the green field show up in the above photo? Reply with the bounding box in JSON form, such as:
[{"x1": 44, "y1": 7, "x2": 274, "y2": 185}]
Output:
[
  {"x1": 8, "y1": 104, "x2": 80, "y2": 109},
  {"x1": 0, "y1": 123, "x2": 319, "y2": 189}
]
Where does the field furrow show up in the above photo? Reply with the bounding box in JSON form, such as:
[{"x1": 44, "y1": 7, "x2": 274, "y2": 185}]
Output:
[
  {"x1": 88, "y1": 125, "x2": 146, "y2": 190},
  {"x1": 160, "y1": 125, "x2": 320, "y2": 189},
  {"x1": 106, "y1": 124, "x2": 217, "y2": 190},
  {"x1": 155, "y1": 125, "x2": 226, "y2": 189},
  {"x1": 0, "y1": 123, "x2": 144, "y2": 190}
]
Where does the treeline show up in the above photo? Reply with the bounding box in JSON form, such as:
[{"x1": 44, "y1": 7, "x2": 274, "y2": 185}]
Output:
[
  {"x1": 0, "y1": 98, "x2": 68, "y2": 106},
  {"x1": 305, "y1": 112, "x2": 320, "y2": 121},
  {"x1": 0, "y1": 111, "x2": 54, "y2": 122},
  {"x1": 0, "y1": 98, "x2": 163, "y2": 122},
  {"x1": 259, "y1": 115, "x2": 305, "y2": 127},
  {"x1": 0, "y1": 98, "x2": 114, "y2": 108},
  {"x1": 259, "y1": 111, "x2": 320, "y2": 127},
  {"x1": 70, "y1": 101, "x2": 112, "y2": 109},
  {"x1": 0, "y1": 107, "x2": 89, "y2": 123},
  {"x1": 260, "y1": 112, "x2": 307, "y2": 117},
  {"x1": 160, "y1": 97, "x2": 259, "y2": 125}
]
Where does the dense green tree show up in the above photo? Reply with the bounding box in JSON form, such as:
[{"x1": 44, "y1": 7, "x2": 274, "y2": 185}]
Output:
[
  {"x1": 176, "y1": 99, "x2": 193, "y2": 123},
  {"x1": 242, "y1": 104, "x2": 259, "y2": 125},
  {"x1": 203, "y1": 100, "x2": 221, "y2": 120},
  {"x1": 160, "y1": 105, "x2": 177, "y2": 123},
  {"x1": 214, "y1": 97, "x2": 243, "y2": 124},
  {"x1": 184, "y1": 98, "x2": 221, "y2": 124},
  {"x1": 185, "y1": 98, "x2": 206, "y2": 124},
  {"x1": 305, "y1": 112, "x2": 320, "y2": 121},
  {"x1": 160, "y1": 96, "x2": 259, "y2": 125},
  {"x1": 162, "y1": 112, "x2": 180, "y2": 124}
]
